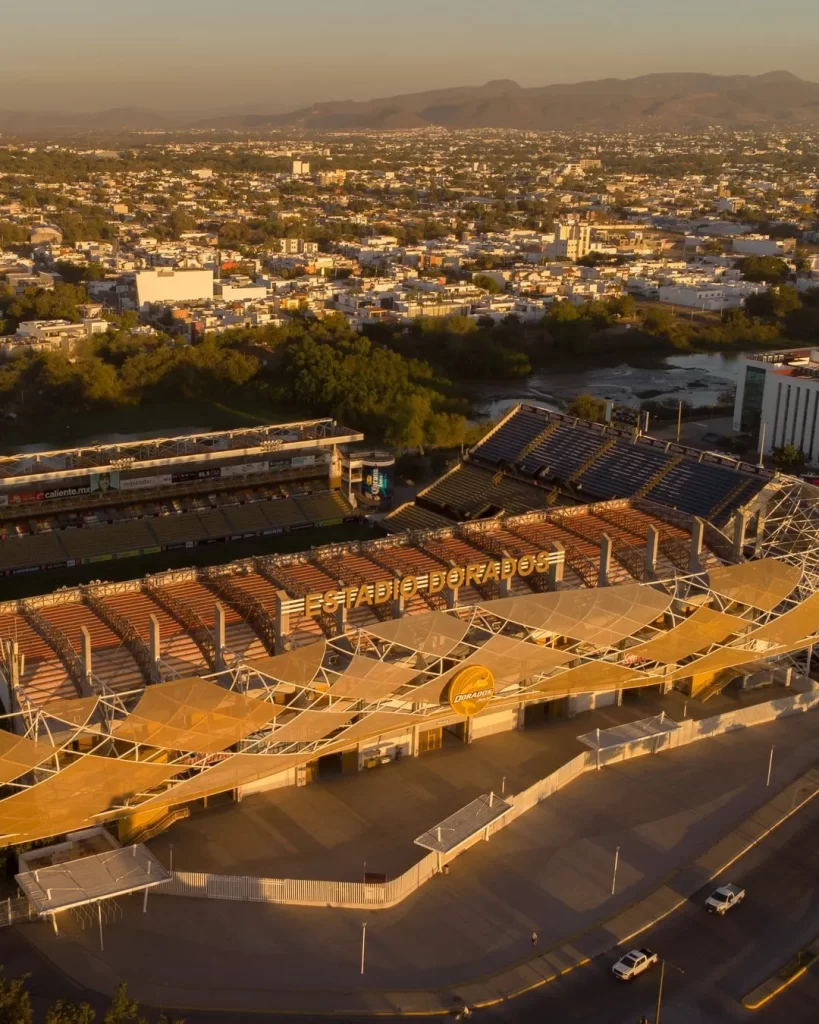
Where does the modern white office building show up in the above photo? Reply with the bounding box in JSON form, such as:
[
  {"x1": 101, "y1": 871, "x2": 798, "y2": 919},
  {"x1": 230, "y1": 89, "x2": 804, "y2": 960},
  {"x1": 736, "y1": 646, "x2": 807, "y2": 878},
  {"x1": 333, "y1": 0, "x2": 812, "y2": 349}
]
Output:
[
  {"x1": 733, "y1": 348, "x2": 819, "y2": 463},
  {"x1": 132, "y1": 268, "x2": 215, "y2": 311}
]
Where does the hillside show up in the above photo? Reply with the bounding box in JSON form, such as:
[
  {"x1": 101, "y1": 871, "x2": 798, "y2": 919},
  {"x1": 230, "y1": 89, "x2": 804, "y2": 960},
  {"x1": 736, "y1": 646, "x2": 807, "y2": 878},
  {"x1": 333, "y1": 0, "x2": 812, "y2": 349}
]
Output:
[
  {"x1": 259, "y1": 71, "x2": 819, "y2": 131},
  {"x1": 4, "y1": 71, "x2": 819, "y2": 135}
]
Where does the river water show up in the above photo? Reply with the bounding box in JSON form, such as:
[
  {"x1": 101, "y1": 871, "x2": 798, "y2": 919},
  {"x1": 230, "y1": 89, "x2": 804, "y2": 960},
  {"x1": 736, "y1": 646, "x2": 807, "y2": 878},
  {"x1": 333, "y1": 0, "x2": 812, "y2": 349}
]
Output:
[{"x1": 471, "y1": 351, "x2": 747, "y2": 420}]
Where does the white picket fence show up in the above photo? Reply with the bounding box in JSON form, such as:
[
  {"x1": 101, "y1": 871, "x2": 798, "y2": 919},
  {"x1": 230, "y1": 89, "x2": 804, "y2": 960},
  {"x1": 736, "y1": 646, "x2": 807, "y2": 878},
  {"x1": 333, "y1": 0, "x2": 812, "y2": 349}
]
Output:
[{"x1": 156, "y1": 686, "x2": 819, "y2": 910}]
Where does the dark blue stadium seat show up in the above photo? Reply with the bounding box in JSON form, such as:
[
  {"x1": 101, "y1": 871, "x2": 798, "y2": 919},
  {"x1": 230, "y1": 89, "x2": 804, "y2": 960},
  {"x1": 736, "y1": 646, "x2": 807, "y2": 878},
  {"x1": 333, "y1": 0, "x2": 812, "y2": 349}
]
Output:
[
  {"x1": 645, "y1": 460, "x2": 741, "y2": 518},
  {"x1": 520, "y1": 425, "x2": 605, "y2": 477},
  {"x1": 576, "y1": 443, "x2": 671, "y2": 499},
  {"x1": 473, "y1": 409, "x2": 549, "y2": 464},
  {"x1": 469, "y1": 407, "x2": 766, "y2": 525}
]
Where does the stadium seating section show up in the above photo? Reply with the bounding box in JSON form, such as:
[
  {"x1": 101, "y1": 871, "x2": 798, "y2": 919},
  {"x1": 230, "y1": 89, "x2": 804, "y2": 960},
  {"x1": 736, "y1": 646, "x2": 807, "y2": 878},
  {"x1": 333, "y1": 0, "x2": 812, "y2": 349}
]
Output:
[
  {"x1": 0, "y1": 487, "x2": 356, "y2": 576},
  {"x1": 417, "y1": 463, "x2": 554, "y2": 520},
  {"x1": 470, "y1": 406, "x2": 767, "y2": 524},
  {"x1": 0, "y1": 499, "x2": 719, "y2": 711}
]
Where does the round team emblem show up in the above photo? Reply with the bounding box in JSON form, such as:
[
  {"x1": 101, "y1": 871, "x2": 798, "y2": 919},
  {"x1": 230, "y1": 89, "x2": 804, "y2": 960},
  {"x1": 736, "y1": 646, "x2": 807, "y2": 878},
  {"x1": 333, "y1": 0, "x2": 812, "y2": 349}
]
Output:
[{"x1": 448, "y1": 665, "x2": 495, "y2": 717}]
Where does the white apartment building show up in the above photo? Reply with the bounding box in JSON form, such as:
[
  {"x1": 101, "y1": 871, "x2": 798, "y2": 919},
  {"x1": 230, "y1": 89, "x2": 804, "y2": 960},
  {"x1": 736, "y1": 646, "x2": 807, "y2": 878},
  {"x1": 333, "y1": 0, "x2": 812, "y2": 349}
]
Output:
[
  {"x1": 551, "y1": 221, "x2": 591, "y2": 261},
  {"x1": 658, "y1": 282, "x2": 762, "y2": 311},
  {"x1": 733, "y1": 348, "x2": 819, "y2": 463},
  {"x1": 1, "y1": 319, "x2": 107, "y2": 359},
  {"x1": 131, "y1": 268, "x2": 215, "y2": 310},
  {"x1": 732, "y1": 236, "x2": 790, "y2": 257},
  {"x1": 215, "y1": 277, "x2": 268, "y2": 302}
]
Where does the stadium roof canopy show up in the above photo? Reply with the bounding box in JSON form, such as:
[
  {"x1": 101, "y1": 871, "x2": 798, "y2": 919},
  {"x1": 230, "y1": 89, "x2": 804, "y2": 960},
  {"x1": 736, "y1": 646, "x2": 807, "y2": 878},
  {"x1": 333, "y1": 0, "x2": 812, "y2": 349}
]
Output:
[
  {"x1": 0, "y1": 417, "x2": 362, "y2": 483},
  {"x1": 0, "y1": 484, "x2": 817, "y2": 847},
  {"x1": 111, "y1": 677, "x2": 282, "y2": 754}
]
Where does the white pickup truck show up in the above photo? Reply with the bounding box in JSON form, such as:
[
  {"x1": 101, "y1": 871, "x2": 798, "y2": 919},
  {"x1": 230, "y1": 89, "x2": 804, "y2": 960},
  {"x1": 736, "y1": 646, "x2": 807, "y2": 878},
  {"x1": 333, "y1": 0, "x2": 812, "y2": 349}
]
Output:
[
  {"x1": 612, "y1": 948, "x2": 659, "y2": 981},
  {"x1": 705, "y1": 883, "x2": 746, "y2": 915}
]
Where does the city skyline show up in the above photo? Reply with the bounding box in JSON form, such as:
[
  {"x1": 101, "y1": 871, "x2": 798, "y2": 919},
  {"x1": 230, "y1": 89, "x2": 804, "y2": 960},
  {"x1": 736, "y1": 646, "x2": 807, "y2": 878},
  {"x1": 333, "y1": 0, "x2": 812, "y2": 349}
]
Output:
[{"x1": 3, "y1": 0, "x2": 819, "y2": 113}]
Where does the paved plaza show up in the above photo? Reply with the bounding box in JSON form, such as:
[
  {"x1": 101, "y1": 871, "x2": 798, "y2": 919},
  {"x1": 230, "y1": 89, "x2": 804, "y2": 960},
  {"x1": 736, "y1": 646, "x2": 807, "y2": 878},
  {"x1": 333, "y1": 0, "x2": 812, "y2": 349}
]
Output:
[
  {"x1": 20, "y1": 690, "x2": 819, "y2": 1014},
  {"x1": 146, "y1": 685, "x2": 781, "y2": 881}
]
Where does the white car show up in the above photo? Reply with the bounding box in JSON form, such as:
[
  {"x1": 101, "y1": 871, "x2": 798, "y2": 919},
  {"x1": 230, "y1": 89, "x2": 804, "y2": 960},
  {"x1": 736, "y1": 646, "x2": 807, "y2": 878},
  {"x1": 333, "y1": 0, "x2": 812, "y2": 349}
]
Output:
[
  {"x1": 612, "y1": 948, "x2": 659, "y2": 981},
  {"x1": 705, "y1": 883, "x2": 745, "y2": 915}
]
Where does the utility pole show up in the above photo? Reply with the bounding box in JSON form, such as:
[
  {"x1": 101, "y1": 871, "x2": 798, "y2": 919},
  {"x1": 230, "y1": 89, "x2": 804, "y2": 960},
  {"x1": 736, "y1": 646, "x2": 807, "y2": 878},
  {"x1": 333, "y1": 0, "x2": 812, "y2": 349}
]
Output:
[
  {"x1": 766, "y1": 745, "x2": 775, "y2": 787},
  {"x1": 676, "y1": 399, "x2": 683, "y2": 444},
  {"x1": 611, "y1": 846, "x2": 620, "y2": 895},
  {"x1": 758, "y1": 421, "x2": 767, "y2": 468},
  {"x1": 360, "y1": 921, "x2": 367, "y2": 975}
]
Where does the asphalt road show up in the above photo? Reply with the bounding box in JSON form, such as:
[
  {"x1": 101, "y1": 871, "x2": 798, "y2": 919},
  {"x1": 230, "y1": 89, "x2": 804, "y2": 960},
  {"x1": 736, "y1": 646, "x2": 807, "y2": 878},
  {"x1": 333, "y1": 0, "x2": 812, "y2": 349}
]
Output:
[
  {"x1": 6, "y1": 784, "x2": 819, "y2": 1023},
  {"x1": 477, "y1": 796, "x2": 819, "y2": 1024}
]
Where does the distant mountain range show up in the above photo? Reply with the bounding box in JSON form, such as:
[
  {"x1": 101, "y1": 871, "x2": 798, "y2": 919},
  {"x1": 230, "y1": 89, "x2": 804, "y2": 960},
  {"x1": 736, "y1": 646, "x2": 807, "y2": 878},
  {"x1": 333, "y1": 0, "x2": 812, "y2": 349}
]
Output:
[{"x1": 4, "y1": 71, "x2": 819, "y2": 136}]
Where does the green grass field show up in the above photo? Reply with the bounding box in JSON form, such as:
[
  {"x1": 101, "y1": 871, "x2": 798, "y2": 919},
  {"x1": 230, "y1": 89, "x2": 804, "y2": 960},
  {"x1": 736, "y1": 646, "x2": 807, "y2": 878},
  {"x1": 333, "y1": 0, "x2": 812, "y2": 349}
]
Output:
[
  {"x1": 0, "y1": 522, "x2": 377, "y2": 603},
  {"x1": 0, "y1": 398, "x2": 305, "y2": 450}
]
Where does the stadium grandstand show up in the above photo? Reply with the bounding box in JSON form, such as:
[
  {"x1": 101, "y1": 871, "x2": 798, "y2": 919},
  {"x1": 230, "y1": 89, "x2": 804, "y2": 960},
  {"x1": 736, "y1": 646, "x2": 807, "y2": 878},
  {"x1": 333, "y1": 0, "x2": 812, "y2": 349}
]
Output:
[
  {"x1": 0, "y1": 419, "x2": 384, "y2": 577},
  {"x1": 384, "y1": 404, "x2": 773, "y2": 533},
  {"x1": 0, "y1": 464, "x2": 817, "y2": 849}
]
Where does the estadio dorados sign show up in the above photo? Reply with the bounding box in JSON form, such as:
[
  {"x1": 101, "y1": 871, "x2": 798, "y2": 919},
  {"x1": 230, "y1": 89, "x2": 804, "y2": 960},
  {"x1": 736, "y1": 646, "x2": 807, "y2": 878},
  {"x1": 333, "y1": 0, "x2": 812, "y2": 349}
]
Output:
[{"x1": 304, "y1": 550, "x2": 556, "y2": 616}]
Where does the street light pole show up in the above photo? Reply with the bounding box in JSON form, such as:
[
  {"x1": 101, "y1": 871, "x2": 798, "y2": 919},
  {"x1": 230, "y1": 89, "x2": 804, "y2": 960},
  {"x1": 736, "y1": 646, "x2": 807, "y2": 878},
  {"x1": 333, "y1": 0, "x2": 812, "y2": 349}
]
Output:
[
  {"x1": 611, "y1": 846, "x2": 620, "y2": 895},
  {"x1": 655, "y1": 956, "x2": 683, "y2": 1023},
  {"x1": 766, "y1": 745, "x2": 775, "y2": 787},
  {"x1": 655, "y1": 958, "x2": 666, "y2": 1024},
  {"x1": 360, "y1": 921, "x2": 367, "y2": 975}
]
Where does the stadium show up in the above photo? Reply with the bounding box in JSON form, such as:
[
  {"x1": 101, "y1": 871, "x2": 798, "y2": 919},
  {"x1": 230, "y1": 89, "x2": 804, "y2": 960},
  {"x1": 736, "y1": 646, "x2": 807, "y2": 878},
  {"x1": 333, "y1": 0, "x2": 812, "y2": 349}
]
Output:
[{"x1": 0, "y1": 403, "x2": 817, "y2": 853}]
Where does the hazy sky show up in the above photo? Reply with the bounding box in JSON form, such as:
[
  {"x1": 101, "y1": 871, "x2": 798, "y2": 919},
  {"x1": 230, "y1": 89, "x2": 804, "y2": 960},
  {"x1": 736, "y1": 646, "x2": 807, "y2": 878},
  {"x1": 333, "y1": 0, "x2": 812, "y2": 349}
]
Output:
[{"x1": 4, "y1": 0, "x2": 819, "y2": 113}]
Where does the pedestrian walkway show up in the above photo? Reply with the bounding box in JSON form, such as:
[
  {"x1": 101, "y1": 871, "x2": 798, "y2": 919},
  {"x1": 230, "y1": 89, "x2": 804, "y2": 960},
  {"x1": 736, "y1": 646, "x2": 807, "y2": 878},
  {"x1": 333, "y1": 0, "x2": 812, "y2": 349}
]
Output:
[{"x1": 21, "y1": 704, "x2": 819, "y2": 1016}]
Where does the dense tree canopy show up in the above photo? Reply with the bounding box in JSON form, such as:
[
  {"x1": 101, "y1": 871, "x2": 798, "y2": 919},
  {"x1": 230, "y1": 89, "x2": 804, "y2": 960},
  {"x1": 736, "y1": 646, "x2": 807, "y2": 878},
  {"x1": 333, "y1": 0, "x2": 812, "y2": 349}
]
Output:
[
  {"x1": 0, "y1": 282, "x2": 89, "y2": 334},
  {"x1": 737, "y1": 255, "x2": 791, "y2": 284},
  {"x1": 566, "y1": 393, "x2": 607, "y2": 423},
  {"x1": 0, "y1": 311, "x2": 470, "y2": 452}
]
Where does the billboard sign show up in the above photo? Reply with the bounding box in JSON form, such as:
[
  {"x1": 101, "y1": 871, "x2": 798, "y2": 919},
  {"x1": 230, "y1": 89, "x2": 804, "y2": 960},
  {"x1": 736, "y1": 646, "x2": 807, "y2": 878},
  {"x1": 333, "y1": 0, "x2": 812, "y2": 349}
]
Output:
[
  {"x1": 44, "y1": 481, "x2": 91, "y2": 501},
  {"x1": 120, "y1": 473, "x2": 173, "y2": 492},
  {"x1": 220, "y1": 461, "x2": 269, "y2": 479},
  {"x1": 362, "y1": 464, "x2": 391, "y2": 502},
  {"x1": 90, "y1": 470, "x2": 121, "y2": 494},
  {"x1": 171, "y1": 467, "x2": 221, "y2": 484}
]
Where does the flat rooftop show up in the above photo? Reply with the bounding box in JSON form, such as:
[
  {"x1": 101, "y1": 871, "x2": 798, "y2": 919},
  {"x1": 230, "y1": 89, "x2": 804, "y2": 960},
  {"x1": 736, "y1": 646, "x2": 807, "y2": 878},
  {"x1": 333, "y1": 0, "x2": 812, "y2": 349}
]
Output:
[
  {"x1": 0, "y1": 418, "x2": 363, "y2": 483},
  {"x1": 747, "y1": 347, "x2": 819, "y2": 375}
]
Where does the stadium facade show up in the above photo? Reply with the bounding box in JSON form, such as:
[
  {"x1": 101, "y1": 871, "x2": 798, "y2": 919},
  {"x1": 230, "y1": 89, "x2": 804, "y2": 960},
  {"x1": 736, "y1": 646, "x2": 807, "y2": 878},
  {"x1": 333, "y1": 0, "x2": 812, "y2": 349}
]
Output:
[{"x1": 0, "y1": 405, "x2": 817, "y2": 849}]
